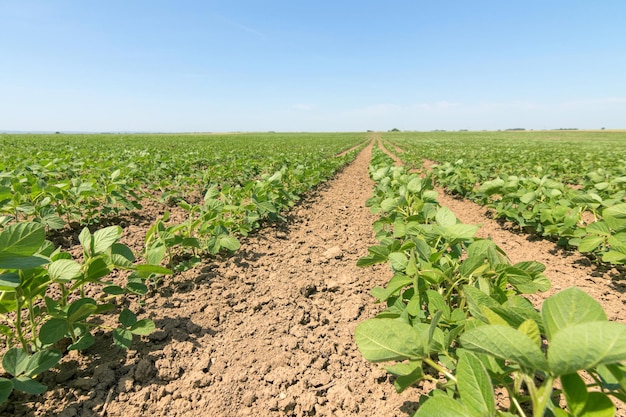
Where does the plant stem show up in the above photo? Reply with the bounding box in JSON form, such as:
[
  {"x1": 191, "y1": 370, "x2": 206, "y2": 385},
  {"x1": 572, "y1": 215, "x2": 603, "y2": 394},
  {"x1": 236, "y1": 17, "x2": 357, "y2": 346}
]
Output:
[
  {"x1": 423, "y1": 357, "x2": 457, "y2": 384},
  {"x1": 14, "y1": 293, "x2": 29, "y2": 352}
]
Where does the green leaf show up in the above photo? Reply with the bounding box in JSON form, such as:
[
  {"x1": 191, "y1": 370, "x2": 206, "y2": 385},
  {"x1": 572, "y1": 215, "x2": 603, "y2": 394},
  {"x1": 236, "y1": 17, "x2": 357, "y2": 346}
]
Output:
[
  {"x1": 12, "y1": 376, "x2": 47, "y2": 395},
  {"x1": 414, "y1": 396, "x2": 471, "y2": 417},
  {"x1": 393, "y1": 367, "x2": 424, "y2": 393},
  {"x1": 48, "y1": 259, "x2": 81, "y2": 282},
  {"x1": 129, "y1": 319, "x2": 155, "y2": 336},
  {"x1": 388, "y1": 252, "x2": 408, "y2": 271},
  {"x1": 0, "y1": 378, "x2": 13, "y2": 404},
  {"x1": 103, "y1": 285, "x2": 124, "y2": 295},
  {"x1": 134, "y1": 264, "x2": 173, "y2": 275},
  {"x1": 548, "y1": 321, "x2": 626, "y2": 376},
  {"x1": 68, "y1": 332, "x2": 95, "y2": 351},
  {"x1": 604, "y1": 203, "x2": 626, "y2": 231},
  {"x1": 380, "y1": 197, "x2": 399, "y2": 212},
  {"x1": 113, "y1": 328, "x2": 133, "y2": 349},
  {"x1": 586, "y1": 221, "x2": 611, "y2": 236},
  {"x1": 478, "y1": 178, "x2": 504, "y2": 195},
  {"x1": 67, "y1": 298, "x2": 98, "y2": 322},
  {"x1": 0, "y1": 272, "x2": 20, "y2": 289},
  {"x1": 457, "y1": 351, "x2": 496, "y2": 417},
  {"x1": 24, "y1": 349, "x2": 62, "y2": 377},
  {"x1": 370, "y1": 274, "x2": 412, "y2": 301},
  {"x1": 0, "y1": 254, "x2": 49, "y2": 270},
  {"x1": 436, "y1": 206, "x2": 457, "y2": 227},
  {"x1": 442, "y1": 224, "x2": 479, "y2": 241},
  {"x1": 517, "y1": 319, "x2": 541, "y2": 347},
  {"x1": 145, "y1": 243, "x2": 166, "y2": 265},
  {"x1": 578, "y1": 236, "x2": 604, "y2": 253},
  {"x1": 561, "y1": 373, "x2": 587, "y2": 416},
  {"x1": 355, "y1": 318, "x2": 427, "y2": 362},
  {"x1": 112, "y1": 242, "x2": 135, "y2": 263},
  {"x1": 541, "y1": 287, "x2": 606, "y2": 341},
  {"x1": 43, "y1": 215, "x2": 65, "y2": 230},
  {"x1": 460, "y1": 324, "x2": 548, "y2": 371},
  {"x1": 219, "y1": 236, "x2": 241, "y2": 251},
  {"x1": 93, "y1": 226, "x2": 122, "y2": 254},
  {"x1": 118, "y1": 308, "x2": 137, "y2": 327},
  {"x1": 78, "y1": 227, "x2": 93, "y2": 256},
  {"x1": 2, "y1": 348, "x2": 29, "y2": 376},
  {"x1": 520, "y1": 191, "x2": 536, "y2": 204},
  {"x1": 464, "y1": 286, "x2": 500, "y2": 323},
  {"x1": 503, "y1": 266, "x2": 538, "y2": 294},
  {"x1": 85, "y1": 257, "x2": 110, "y2": 281},
  {"x1": 601, "y1": 250, "x2": 626, "y2": 264},
  {"x1": 0, "y1": 222, "x2": 45, "y2": 257},
  {"x1": 581, "y1": 392, "x2": 615, "y2": 417},
  {"x1": 39, "y1": 318, "x2": 69, "y2": 345}
]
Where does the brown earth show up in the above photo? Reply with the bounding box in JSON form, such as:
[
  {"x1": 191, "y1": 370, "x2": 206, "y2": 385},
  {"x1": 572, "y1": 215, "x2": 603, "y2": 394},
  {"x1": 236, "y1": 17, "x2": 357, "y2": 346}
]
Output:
[{"x1": 2, "y1": 138, "x2": 625, "y2": 417}]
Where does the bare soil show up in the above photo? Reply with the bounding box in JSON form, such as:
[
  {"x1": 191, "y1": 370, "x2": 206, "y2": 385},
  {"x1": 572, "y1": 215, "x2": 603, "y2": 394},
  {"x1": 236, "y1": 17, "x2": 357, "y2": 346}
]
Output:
[{"x1": 2, "y1": 139, "x2": 625, "y2": 417}]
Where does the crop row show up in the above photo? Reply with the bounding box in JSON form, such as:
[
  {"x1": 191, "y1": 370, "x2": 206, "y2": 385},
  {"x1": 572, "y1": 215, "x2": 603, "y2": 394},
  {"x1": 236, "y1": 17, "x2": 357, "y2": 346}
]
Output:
[
  {"x1": 356, "y1": 143, "x2": 626, "y2": 416},
  {"x1": 382, "y1": 131, "x2": 626, "y2": 265},
  {"x1": 0, "y1": 133, "x2": 365, "y2": 403},
  {"x1": 0, "y1": 133, "x2": 364, "y2": 230}
]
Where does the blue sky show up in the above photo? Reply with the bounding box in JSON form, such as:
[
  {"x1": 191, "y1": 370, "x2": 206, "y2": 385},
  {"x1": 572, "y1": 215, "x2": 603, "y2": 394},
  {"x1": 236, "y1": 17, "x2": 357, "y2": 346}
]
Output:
[{"x1": 2, "y1": 0, "x2": 625, "y2": 132}]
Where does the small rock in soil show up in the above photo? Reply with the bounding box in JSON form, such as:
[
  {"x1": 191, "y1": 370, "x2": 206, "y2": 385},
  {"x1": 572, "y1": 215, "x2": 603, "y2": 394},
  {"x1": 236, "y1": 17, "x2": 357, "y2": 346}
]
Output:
[
  {"x1": 300, "y1": 284, "x2": 317, "y2": 298},
  {"x1": 134, "y1": 358, "x2": 155, "y2": 383},
  {"x1": 322, "y1": 246, "x2": 343, "y2": 260}
]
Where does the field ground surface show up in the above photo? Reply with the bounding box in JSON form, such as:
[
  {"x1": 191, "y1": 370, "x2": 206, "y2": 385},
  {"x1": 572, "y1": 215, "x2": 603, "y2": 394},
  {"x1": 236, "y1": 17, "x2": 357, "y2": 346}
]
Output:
[{"x1": 1, "y1": 134, "x2": 625, "y2": 416}]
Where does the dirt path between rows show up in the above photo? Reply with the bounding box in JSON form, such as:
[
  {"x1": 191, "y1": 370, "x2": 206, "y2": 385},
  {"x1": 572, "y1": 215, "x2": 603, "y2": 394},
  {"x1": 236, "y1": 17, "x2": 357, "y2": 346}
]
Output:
[{"x1": 4, "y1": 137, "x2": 625, "y2": 417}]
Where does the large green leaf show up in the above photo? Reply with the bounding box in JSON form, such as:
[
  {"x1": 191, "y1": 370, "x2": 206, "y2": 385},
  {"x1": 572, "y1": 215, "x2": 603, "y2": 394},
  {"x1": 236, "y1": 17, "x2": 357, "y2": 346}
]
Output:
[
  {"x1": 48, "y1": 259, "x2": 81, "y2": 282},
  {"x1": 457, "y1": 352, "x2": 496, "y2": 417},
  {"x1": 2, "y1": 348, "x2": 29, "y2": 376},
  {"x1": 93, "y1": 226, "x2": 122, "y2": 254},
  {"x1": 604, "y1": 203, "x2": 626, "y2": 231},
  {"x1": 463, "y1": 286, "x2": 500, "y2": 323},
  {"x1": 541, "y1": 287, "x2": 606, "y2": 341},
  {"x1": 414, "y1": 396, "x2": 471, "y2": 417},
  {"x1": 388, "y1": 252, "x2": 408, "y2": 271},
  {"x1": 0, "y1": 272, "x2": 20, "y2": 289},
  {"x1": 39, "y1": 318, "x2": 69, "y2": 345},
  {"x1": 548, "y1": 321, "x2": 626, "y2": 376},
  {"x1": 24, "y1": 349, "x2": 62, "y2": 377},
  {"x1": 442, "y1": 224, "x2": 479, "y2": 241},
  {"x1": 355, "y1": 318, "x2": 426, "y2": 362},
  {"x1": 370, "y1": 273, "x2": 412, "y2": 302},
  {"x1": 12, "y1": 376, "x2": 47, "y2": 395},
  {"x1": 129, "y1": 319, "x2": 155, "y2": 336},
  {"x1": 67, "y1": 298, "x2": 98, "y2": 323},
  {"x1": 0, "y1": 254, "x2": 49, "y2": 270},
  {"x1": 578, "y1": 236, "x2": 605, "y2": 253},
  {"x1": 0, "y1": 222, "x2": 45, "y2": 257},
  {"x1": 85, "y1": 257, "x2": 111, "y2": 281},
  {"x1": 561, "y1": 373, "x2": 587, "y2": 416},
  {"x1": 460, "y1": 324, "x2": 549, "y2": 371},
  {"x1": 580, "y1": 392, "x2": 616, "y2": 417},
  {"x1": 436, "y1": 206, "x2": 457, "y2": 227},
  {"x1": 219, "y1": 236, "x2": 241, "y2": 251}
]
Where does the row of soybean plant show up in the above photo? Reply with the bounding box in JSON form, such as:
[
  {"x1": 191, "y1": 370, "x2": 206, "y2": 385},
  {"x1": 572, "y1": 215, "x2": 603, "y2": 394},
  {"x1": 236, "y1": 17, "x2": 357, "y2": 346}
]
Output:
[
  {"x1": 382, "y1": 131, "x2": 626, "y2": 266},
  {"x1": 355, "y1": 143, "x2": 626, "y2": 416}
]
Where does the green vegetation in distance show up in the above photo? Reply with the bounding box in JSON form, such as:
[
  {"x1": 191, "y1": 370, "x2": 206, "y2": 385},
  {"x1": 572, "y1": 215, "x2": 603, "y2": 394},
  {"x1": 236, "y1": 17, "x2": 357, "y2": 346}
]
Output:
[{"x1": 381, "y1": 130, "x2": 626, "y2": 265}]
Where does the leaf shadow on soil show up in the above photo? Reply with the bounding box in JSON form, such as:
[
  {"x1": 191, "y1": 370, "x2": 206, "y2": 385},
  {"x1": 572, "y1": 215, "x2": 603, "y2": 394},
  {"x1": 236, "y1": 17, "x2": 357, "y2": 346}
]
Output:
[{"x1": 1, "y1": 312, "x2": 215, "y2": 417}]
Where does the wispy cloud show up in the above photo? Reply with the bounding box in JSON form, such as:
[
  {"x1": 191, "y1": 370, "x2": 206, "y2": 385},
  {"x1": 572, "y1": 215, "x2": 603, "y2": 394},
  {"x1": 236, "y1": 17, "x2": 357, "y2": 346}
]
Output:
[{"x1": 214, "y1": 13, "x2": 267, "y2": 39}]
